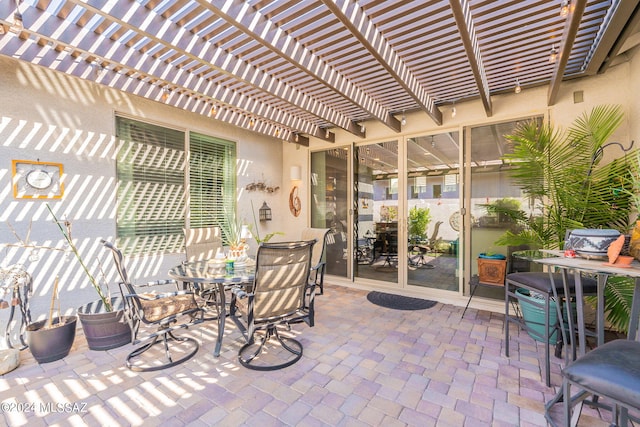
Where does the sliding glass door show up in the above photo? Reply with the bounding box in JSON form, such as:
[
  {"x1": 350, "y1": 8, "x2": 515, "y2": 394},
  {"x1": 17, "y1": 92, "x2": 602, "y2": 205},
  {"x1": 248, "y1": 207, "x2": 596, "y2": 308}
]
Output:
[
  {"x1": 310, "y1": 115, "x2": 541, "y2": 296},
  {"x1": 310, "y1": 148, "x2": 349, "y2": 278},
  {"x1": 466, "y1": 117, "x2": 543, "y2": 299},
  {"x1": 353, "y1": 141, "x2": 400, "y2": 284},
  {"x1": 405, "y1": 132, "x2": 460, "y2": 291}
]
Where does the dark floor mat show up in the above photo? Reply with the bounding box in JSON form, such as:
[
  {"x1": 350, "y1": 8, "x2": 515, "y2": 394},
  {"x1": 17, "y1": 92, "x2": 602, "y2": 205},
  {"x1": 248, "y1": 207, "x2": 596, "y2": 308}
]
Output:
[{"x1": 366, "y1": 291, "x2": 437, "y2": 310}]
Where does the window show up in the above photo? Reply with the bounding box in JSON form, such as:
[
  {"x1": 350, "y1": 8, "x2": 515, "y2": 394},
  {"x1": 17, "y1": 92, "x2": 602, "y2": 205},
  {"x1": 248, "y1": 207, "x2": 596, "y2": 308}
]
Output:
[
  {"x1": 188, "y1": 132, "x2": 236, "y2": 231},
  {"x1": 115, "y1": 116, "x2": 236, "y2": 255},
  {"x1": 431, "y1": 184, "x2": 441, "y2": 199}
]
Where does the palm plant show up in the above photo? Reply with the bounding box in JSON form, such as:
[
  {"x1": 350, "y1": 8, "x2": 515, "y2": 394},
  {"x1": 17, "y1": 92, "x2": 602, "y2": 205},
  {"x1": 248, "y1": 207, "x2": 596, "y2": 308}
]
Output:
[
  {"x1": 498, "y1": 104, "x2": 638, "y2": 332},
  {"x1": 497, "y1": 105, "x2": 636, "y2": 248}
]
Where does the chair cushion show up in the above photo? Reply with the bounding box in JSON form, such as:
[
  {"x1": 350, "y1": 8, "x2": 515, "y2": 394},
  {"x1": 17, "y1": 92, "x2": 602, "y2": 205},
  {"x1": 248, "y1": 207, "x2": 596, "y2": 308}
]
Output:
[
  {"x1": 563, "y1": 339, "x2": 640, "y2": 409},
  {"x1": 506, "y1": 272, "x2": 597, "y2": 295},
  {"x1": 139, "y1": 293, "x2": 199, "y2": 323}
]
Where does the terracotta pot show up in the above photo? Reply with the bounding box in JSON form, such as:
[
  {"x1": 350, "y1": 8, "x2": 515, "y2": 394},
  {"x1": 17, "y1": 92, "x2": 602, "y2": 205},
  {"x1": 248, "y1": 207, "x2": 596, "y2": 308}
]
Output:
[{"x1": 615, "y1": 255, "x2": 634, "y2": 266}]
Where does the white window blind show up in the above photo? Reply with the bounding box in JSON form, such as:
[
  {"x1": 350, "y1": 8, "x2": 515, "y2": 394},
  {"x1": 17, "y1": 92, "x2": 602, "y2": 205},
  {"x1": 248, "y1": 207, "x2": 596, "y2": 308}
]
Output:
[
  {"x1": 115, "y1": 117, "x2": 186, "y2": 255},
  {"x1": 188, "y1": 132, "x2": 236, "y2": 241}
]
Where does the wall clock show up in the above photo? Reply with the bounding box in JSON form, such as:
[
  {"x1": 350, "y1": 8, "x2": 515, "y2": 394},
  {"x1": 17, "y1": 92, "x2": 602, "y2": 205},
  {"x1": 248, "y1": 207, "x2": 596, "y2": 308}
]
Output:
[
  {"x1": 12, "y1": 160, "x2": 64, "y2": 199},
  {"x1": 449, "y1": 211, "x2": 460, "y2": 232}
]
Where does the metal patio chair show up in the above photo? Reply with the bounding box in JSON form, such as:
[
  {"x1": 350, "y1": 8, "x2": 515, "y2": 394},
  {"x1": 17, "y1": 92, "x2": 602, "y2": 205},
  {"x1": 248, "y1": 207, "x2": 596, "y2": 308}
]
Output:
[
  {"x1": 301, "y1": 227, "x2": 330, "y2": 296},
  {"x1": 230, "y1": 240, "x2": 315, "y2": 370},
  {"x1": 102, "y1": 240, "x2": 204, "y2": 372}
]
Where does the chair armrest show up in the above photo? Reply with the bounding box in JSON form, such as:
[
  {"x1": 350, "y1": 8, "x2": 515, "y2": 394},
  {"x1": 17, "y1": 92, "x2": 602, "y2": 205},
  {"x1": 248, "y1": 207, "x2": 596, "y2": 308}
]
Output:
[
  {"x1": 310, "y1": 261, "x2": 325, "y2": 272},
  {"x1": 127, "y1": 289, "x2": 196, "y2": 301},
  {"x1": 135, "y1": 279, "x2": 177, "y2": 288},
  {"x1": 230, "y1": 286, "x2": 249, "y2": 299}
]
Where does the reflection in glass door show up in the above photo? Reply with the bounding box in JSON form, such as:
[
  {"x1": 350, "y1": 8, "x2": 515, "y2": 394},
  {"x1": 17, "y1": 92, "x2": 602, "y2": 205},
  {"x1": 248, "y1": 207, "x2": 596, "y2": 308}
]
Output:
[
  {"x1": 467, "y1": 117, "x2": 542, "y2": 299},
  {"x1": 353, "y1": 141, "x2": 399, "y2": 284},
  {"x1": 311, "y1": 148, "x2": 349, "y2": 277},
  {"x1": 406, "y1": 132, "x2": 460, "y2": 291}
]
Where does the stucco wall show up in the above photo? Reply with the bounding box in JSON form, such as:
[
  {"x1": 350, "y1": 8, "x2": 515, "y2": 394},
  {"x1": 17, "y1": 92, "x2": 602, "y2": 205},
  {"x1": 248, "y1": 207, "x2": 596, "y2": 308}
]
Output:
[
  {"x1": 628, "y1": 45, "x2": 640, "y2": 152},
  {"x1": 1, "y1": 45, "x2": 638, "y2": 331},
  {"x1": 0, "y1": 56, "x2": 286, "y2": 328}
]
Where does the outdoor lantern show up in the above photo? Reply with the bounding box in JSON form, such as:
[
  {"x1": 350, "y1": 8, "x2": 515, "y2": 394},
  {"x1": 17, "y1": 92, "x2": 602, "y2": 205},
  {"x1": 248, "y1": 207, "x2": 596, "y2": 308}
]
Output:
[{"x1": 259, "y1": 201, "x2": 272, "y2": 221}]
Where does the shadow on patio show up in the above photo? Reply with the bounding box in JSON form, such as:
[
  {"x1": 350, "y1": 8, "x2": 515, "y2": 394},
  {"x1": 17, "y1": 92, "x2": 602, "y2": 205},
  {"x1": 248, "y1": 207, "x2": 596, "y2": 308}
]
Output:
[{"x1": 0, "y1": 283, "x2": 615, "y2": 426}]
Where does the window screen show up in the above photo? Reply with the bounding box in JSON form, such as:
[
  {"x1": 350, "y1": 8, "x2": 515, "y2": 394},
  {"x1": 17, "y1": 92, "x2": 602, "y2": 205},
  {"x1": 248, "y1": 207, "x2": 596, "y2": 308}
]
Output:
[
  {"x1": 115, "y1": 116, "x2": 237, "y2": 255},
  {"x1": 188, "y1": 132, "x2": 236, "y2": 233},
  {"x1": 115, "y1": 117, "x2": 186, "y2": 255}
]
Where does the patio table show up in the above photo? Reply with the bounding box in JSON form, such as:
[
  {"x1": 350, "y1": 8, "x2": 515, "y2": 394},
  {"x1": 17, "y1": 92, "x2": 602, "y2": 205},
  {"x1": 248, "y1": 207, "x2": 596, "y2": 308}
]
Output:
[
  {"x1": 535, "y1": 252, "x2": 640, "y2": 356},
  {"x1": 533, "y1": 252, "x2": 640, "y2": 425},
  {"x1": 168, "y1": 259, "x2": 255, "y2": 357}
]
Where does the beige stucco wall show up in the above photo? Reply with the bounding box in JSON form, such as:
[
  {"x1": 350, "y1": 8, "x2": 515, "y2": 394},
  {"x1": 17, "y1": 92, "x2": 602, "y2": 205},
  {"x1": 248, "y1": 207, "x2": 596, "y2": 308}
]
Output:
[
  {"x1": 628, "y1": 45, "x2": 640, "y2": 151},
  {"x1": 1, "y1": 44, "x2": 638, "y2": 328},
  {"x1": 0, "y1": 56, "x2": 286, "y2": 324}
]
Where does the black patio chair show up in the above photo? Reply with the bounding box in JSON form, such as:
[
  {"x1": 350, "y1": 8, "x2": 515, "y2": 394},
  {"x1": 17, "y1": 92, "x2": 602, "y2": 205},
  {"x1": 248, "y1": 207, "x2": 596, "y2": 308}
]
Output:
[
  {"x1": 102, "y1": 240, "x2": 204, "y2": 372},
  {"x1": 379, "y1": 231, "x2": 398, "y2": 267},
  {"x1": 504, "y1": 271, "x2": 597, "y2": 387},
  {"x1": 230, "y1": 240, "x2": 315, "y2": 370},
  {"x1": 559, "y1": 278, "x2": 640, "y2": 426}
]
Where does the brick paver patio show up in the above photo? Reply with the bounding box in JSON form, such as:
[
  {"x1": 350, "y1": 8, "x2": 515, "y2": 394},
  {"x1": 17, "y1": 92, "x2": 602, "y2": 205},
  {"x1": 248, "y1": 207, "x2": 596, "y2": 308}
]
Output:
[{"x1": 0, "y1": 283, "x2": 614, "y2": 426}]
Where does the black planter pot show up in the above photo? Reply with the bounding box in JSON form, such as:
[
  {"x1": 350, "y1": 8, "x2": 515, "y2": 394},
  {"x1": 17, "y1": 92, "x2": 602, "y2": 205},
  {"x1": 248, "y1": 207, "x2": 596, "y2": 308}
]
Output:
[
  {"x1": 26, "y1": 315, "x2": 77, "y2": 364},
  {"x1": 77, "y1": 297, "x2": 131, "y2": 351}
]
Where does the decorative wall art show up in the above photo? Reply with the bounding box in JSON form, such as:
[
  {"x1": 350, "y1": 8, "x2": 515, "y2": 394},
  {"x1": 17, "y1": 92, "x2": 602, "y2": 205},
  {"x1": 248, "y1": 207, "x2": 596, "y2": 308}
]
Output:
[
  {"x1": 289, "y1": 186, "x2": 301, "y2": 217},
  {"x1": 245, "y1": 180, "x2": 279, "y2": 193},
  {"x1": 12, "y1": 160, "x2": 64, "y2": 199}
]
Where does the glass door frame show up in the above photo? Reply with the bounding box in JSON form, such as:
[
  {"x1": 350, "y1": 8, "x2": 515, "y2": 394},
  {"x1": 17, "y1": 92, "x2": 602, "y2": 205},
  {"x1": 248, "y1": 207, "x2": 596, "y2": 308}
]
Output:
[
  {"x1": 311, "y1": 114, "x2": 545, "y2": 303},
  {"x1": 402, "y1": 129, "x2": 464, "y2": 295},
  {"x1": 351, "y1": 138, "x2": 404, "y2": 286}
]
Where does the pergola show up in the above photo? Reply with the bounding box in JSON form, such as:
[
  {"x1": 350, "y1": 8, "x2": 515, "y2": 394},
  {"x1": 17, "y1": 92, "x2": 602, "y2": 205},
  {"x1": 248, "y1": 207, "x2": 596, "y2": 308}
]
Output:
[{"x1": 2, "y1": 0, "x2": 638, "y2": 147}]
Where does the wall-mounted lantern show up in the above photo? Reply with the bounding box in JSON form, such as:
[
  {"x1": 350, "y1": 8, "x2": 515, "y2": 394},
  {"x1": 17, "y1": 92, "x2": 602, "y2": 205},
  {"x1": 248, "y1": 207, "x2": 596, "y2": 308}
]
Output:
[{"x1": 259, "y1": 201, "x2": 272, "y2": 221}]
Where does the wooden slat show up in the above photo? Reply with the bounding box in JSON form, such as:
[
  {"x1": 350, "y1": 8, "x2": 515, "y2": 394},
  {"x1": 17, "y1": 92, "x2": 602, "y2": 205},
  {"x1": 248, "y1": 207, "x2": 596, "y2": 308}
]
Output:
[{"x1": 1, "y1": 0, "x2": 634, "y2": 142}]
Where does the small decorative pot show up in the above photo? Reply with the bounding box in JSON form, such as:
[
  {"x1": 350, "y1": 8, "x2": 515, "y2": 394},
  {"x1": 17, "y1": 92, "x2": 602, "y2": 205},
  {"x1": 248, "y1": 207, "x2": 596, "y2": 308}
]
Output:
[
  {"x1": 567, "y1": 229, "x2": 621, "y2": 260},
  {"x1": 477, "y1": 255, "x2": 507, "y2": 285}
]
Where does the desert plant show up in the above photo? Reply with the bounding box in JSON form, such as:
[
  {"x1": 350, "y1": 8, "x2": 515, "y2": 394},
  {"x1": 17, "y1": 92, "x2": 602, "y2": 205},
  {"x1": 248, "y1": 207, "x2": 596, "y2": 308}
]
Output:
[
  {"x1": 46, "y1": 204, "x2": 112, "y2": 312},
  {"x1": 218, "y1": 212, "x2": 244, "y2": 249}
]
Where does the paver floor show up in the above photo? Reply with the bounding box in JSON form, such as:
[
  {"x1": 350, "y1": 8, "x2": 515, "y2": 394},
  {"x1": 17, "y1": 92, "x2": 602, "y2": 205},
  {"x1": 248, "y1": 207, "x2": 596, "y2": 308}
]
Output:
[{"x1": 0, "y1": 283, "x2": 618, "y2": 426}]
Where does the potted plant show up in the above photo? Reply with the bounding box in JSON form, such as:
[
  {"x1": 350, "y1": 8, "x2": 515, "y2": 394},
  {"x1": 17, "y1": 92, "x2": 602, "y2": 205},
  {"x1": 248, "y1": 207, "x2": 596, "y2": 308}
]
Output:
[
  {"x1": 477, "y1": 252, "x2": 507, "y2": 285},
  {"x1": 26, "y1": 275, "x2": 77, "y2": 363},
  {"x1": 217, "y1": 209, "x2": 250, "y2": 259},
  {"x1": 500, "y1": 104, "x2": 639, "y2": 333},
  {"x1": 46, "y1": 205, "x2": 131, "y2": 351},
  {"x1": 408, "y1": 206, "x2": 431, "y2": 243}
]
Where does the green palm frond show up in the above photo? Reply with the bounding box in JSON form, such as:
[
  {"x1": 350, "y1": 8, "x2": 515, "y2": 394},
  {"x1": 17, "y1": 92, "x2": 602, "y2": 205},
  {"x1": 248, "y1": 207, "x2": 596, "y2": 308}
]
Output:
[
  {"x1": 503, "y1": 105, "x2": 635, "y2": 245},
  {"x1": 568, "y1": 104, "x2": 624, "y2": 151},
  {"x1": 502, "y1": 105, "x2": 639, "y2": 332},
  {"x1": 586, "y1": 276, "x2": 635, "y2": 334}
]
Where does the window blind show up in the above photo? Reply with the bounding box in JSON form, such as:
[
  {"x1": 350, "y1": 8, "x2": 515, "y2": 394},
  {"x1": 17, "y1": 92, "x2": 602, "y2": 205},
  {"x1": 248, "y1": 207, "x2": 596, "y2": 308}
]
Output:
[
  {"x1": 115, "y1": 117, "x2": 186, "y2": 255},
  {"x1": 189, "y1": 132, "x2": 236, "y2": 241}
]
